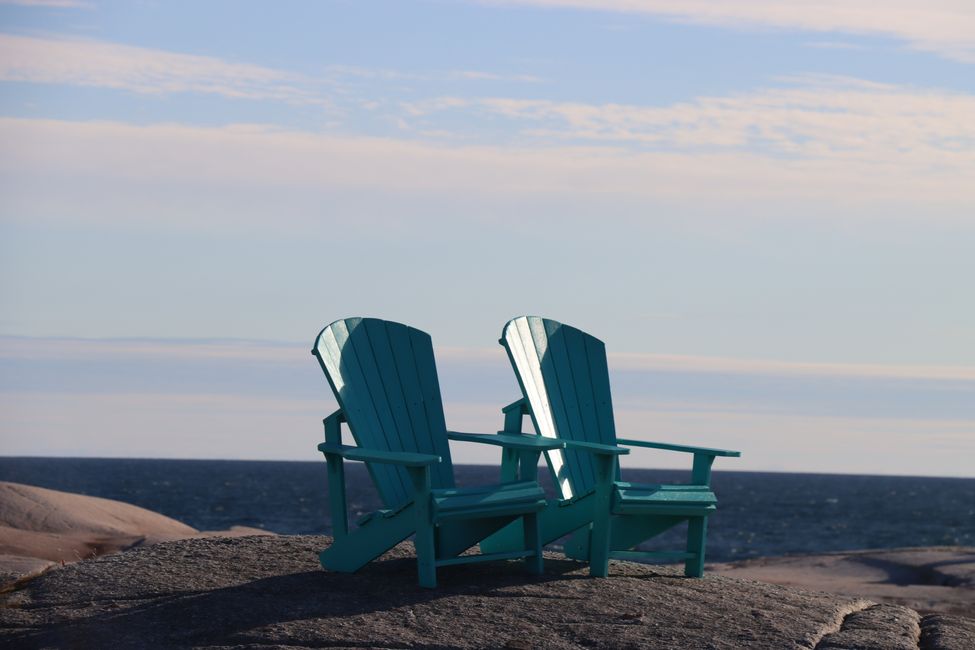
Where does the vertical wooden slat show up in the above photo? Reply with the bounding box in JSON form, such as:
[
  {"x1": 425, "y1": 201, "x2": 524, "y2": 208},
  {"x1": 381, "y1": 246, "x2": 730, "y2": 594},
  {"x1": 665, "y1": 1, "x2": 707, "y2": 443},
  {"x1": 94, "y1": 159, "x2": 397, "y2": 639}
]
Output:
[
  {"x1": 583, "y1": 334, "x2": 617, "y2": 447},
  {"x1": 407, "y1": 326, "x2": 455, "y2": 489}
]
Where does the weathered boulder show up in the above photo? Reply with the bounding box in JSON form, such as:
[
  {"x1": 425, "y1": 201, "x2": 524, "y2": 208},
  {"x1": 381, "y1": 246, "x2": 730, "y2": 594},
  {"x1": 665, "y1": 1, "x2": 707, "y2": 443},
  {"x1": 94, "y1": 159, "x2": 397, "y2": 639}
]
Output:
[{"x1": 0, "y1": 481, "x2": 272, "y2": 585}]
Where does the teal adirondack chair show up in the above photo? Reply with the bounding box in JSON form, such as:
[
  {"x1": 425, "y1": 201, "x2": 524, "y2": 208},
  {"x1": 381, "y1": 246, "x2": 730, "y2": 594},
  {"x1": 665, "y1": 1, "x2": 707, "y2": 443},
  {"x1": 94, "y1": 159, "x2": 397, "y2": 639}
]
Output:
[
  {"x1": 313, "y1": 317, "x2": 563, "y2": 588},
  {"x1": 483, "y1": 316, "x2": 740, "y2": 578}
]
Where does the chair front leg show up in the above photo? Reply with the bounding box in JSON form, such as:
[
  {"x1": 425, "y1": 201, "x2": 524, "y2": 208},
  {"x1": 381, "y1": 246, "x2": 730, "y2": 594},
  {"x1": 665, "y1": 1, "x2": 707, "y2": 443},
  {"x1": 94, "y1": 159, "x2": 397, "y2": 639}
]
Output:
[
  {"x1": 685, "y1": 453, "x2": 715, "y2": 577},
  {"x1": 407, "y1": 465, "x2": 436, "y2": 588},
  {"x1": 500, "y1": 398, "x2": 544, "y2": 483},
  {"x1": 500, "y1": 447, "x2": 520, "y2": 483},
  {"x1": 691, "y1": 453, "x2": 715, "y2": 486},
  {"x1": 589, "y1": 453, "x2": 615, "y2": 577},
  {"x1": 323, "y1": 411, "x2": 348, "y2": 538},
  {"x1": 518, "y1": 449, "x2": 541, "y2": 483},
  {"x1": 500, "y1": 398, "x2": 529, "y2": 483},
  {"x1": 523, "y1": 511, "x2": 544, "y2": 575},
  {"x1": 685, "y1": 516, "x2": 707, "y2": 577}
]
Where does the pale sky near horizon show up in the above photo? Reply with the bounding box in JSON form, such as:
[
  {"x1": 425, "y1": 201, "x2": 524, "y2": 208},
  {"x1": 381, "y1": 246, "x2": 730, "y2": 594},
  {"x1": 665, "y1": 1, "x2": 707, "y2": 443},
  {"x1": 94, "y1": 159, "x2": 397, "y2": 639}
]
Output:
[{"x1": 0, "y1": 1, "x2": 973, "y2": 477}]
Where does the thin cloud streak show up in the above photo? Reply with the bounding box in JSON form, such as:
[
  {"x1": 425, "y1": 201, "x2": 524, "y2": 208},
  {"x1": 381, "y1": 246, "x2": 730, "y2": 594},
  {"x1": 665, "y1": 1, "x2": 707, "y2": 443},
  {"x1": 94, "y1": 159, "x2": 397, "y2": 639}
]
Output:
[
  {"x1": 326, "y1": 63, "x2": 541, "y2": 84},
  {"x1": 3, "y1": 338, "x2": 973, "y2": 473},
  {"x1": 3, "y1": 114, "x2": 973, "y2": 225},
  {"x1": 0, "y1": 33, "x2": 539, "y2": 106},
  {"x1": 483, "y1": 0, "x2": 975, "y2": 63},
  {"x1": 6, "y1": 336, "x2": 975, "y2": 384},
  {"x1": 0, "y1": 336, "x2": 306, "y2": 364},
  {"x1": 2, "y1": 390, "x2": 971, "y2": 474},
  {"x1": 406, "y1": 76, "x2": 975, "y2": 166},
  {"x1": 608, "y1": 352, "x2": 975, "y2": 382},
  {"x1": 0, "y1": 0, "x2": 90, "y2": 7},
  {"x1": 803, "y1": 41, "x2": 868, "y2": 51},
  {"x1": 0, "y1": 34, "x2": 328, "y2": 105}
]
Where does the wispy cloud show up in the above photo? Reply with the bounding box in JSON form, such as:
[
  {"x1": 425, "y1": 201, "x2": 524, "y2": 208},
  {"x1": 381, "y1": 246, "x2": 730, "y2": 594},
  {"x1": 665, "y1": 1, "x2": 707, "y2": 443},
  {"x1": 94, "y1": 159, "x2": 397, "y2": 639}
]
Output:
[
  {"x1": 0, "y1": 336, "x2": 304, "y2": 363},
  {"x1": 325, "y1": 63, "x2": 541, "y2": 84},
  {"x1": 0, "y1": 33, "x2": 540, "y2": 107},
  {"x1": 6, "y1": 336, "x2": 975, "y2": 390},
  {"x1": 0, "y1": 0, "x2": 90, "y2": 7},
  {"x1": 803, "y1": 41, "x2": 868, "y2": 51},
  {"x1": 0, "y1": 34, "x2": 328, "y2": 104},
  {"x1": 483, "y1": 0, "x2": 975, "y2": 64},
  {"x1": 2, "y1": 109, "x2": 972, "y2": 227},
  {"x1": 450, "y1": 70, "x2": 541, "y2": 83},
  {"x1": 405, "y1": 75, "x2": 975, "y2": 167},
  {"x1": 607, "y1": 352, "x2": 975, "y2": 382}
]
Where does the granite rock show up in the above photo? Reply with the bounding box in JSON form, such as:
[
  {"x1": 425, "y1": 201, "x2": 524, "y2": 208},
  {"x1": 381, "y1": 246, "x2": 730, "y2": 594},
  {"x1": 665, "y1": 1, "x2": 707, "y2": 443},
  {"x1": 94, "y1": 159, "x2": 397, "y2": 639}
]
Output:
[{"x1": 2, "y1": 535, "x2": 972, "y2": 649}]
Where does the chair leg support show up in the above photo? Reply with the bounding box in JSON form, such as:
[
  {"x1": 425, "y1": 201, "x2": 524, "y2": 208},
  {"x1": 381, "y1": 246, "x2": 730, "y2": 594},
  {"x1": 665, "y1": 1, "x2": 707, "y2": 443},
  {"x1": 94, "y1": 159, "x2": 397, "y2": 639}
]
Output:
[
  {"x1": 523, "y1": 512, "x2": 543, "y2": 575},
  {"x1": 589, "y1": 520, "x2": 610, "y2": 577},
  {"x1": 415, "y1": 525, "x2": 437, "y2": 588},
  {"x1": 684, "y1": 516, "x2": 707, "y2": 578},
  {"x1": 589, "y1": 454, "x2": 615, "y2": 577},
  {"x1": 407, "y1": 465, "x2": 438, "y2": 588}
]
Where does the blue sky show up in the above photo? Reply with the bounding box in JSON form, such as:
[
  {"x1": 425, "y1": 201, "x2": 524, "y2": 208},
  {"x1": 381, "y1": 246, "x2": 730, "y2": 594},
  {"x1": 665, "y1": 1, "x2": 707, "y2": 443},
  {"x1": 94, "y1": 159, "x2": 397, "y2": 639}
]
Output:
[{"x1": 1, "y1": 0, "x2": 973, "y2": 476}]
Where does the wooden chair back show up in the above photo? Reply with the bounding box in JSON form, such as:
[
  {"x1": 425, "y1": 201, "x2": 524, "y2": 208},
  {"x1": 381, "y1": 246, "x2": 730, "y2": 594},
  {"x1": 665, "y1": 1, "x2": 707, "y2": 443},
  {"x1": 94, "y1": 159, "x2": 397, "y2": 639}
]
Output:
[
  {"x1": 501, "y1": 316, "x2": 618, "y2": 500},
  {"x1": 313, "y1": 317, "x2": 456, "y2": 508}
]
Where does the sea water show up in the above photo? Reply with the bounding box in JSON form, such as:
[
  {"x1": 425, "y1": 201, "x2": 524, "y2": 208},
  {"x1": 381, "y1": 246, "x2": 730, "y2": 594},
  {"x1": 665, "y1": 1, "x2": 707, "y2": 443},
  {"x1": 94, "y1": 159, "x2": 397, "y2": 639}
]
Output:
[{"x1": 1, "y1": 457, "x2": 972, "y2": 563}]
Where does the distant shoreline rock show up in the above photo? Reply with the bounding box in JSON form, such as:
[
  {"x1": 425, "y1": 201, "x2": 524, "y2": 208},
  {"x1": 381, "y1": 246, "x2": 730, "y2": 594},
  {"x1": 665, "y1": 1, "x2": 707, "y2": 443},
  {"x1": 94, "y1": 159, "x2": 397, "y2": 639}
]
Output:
[{"x1": 0, "y1": 481, "x2": 272, "y2": 586}]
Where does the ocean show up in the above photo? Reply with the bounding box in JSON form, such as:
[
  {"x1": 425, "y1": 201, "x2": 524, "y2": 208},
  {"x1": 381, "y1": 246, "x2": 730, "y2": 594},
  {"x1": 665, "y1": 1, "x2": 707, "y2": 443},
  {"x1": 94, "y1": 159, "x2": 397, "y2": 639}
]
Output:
[{"x1": 1, "y1": 457, "x2": 972, "y2": 563}]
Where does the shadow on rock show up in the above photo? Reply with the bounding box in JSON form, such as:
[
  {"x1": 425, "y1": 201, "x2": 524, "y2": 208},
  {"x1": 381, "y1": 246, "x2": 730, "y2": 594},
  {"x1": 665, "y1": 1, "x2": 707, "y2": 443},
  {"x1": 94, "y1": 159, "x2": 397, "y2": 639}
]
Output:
[{"x1": 7, "y1": 553, "x2": 589, "y2": 649}]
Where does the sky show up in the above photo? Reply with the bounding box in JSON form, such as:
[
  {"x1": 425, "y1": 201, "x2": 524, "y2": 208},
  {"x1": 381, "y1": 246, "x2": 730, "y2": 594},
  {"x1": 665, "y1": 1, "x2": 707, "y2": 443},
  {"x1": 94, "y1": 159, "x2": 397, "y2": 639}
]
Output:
[{"x1": 0, "y1": 0, "x2": 973, "y2": 477}]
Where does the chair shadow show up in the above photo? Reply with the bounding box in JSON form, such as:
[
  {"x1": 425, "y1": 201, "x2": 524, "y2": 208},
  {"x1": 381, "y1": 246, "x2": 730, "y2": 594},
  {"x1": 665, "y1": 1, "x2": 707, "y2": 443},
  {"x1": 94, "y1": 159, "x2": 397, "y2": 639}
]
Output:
[
  {"x1": 8, "y1": 556, "x2": 591, "y2": 649},
  {"x1": 854, "y1": 555, "x2": 974, "y2": 587}
]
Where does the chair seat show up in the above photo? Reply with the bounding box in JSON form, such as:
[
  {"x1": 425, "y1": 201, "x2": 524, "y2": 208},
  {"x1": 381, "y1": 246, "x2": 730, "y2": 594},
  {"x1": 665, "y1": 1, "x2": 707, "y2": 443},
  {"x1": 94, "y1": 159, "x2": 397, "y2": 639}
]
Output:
[
  {"x1": 612, "y1": 482, "x2": 717, "y2": 517},
  {"x1": 432, "y1": 481, "x2": 546, "y2": 522}
]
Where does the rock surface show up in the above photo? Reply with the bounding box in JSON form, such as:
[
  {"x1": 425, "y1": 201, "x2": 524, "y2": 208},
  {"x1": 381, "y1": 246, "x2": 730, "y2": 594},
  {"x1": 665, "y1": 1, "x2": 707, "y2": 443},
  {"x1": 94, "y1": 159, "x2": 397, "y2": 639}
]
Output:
[
  {"x1": 709, "y1": 548, "x2": 975, "y2": 619},
  {"x1": 0, "y1": 481, "x2": 272, "y2": 585},
  {"x1": 2, "y1": 535, "x2": 973, "y2": 649}
]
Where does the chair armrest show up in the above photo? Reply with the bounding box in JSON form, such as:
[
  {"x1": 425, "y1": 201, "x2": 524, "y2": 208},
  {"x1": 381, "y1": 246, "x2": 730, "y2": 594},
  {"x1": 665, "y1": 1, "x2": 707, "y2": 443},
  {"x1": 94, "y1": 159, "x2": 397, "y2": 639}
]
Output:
[
  {"x1": 447, "y1": 431, "x2": 564, "y2": 451},
  {"x1": 501, "y1": 398, "x2": 529, "y2": 414},
  {"x1": 562, "y1": 439, "x2": 630, "y2": 456},
  {"x1": 616, "y1": 438, "x2": 740, "y2": 457},
  {"x1": 317, "y1": 443, "x2": 440, "y2": 467}
]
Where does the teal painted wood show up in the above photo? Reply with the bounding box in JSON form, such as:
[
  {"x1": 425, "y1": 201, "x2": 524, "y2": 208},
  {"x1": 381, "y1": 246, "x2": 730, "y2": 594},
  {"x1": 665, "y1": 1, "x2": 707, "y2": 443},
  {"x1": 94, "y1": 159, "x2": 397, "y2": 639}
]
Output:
[
  {"x1": 313, "y1": 317, "x2": 550, "y2": 587},
  {"x1": 495, "y1": 315, "x2": 741, "y2": 578},
  {"x1": 501, "y1": 317, "x2": 621, "y2": 499},
  {"x1": 617, "y1": 438, "x2": 741, "y2": 457},
  {"x1": 314, "y1": 317, "x2": 455, "y2": 508}
]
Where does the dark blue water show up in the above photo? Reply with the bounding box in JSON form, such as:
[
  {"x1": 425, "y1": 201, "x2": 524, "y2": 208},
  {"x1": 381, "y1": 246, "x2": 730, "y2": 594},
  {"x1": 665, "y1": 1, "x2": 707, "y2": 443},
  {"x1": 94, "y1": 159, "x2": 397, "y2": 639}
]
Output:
[{"x1": 1, "y1": 457, "x2": 972, "y2": 562}]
